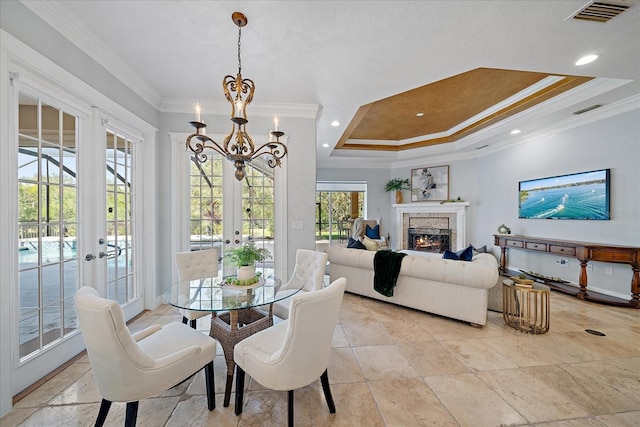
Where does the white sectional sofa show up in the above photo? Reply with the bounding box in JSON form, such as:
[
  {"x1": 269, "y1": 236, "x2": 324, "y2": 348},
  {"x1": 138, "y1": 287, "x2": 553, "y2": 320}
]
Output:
[{"x1": 325, "y1": 247, "x2": 499, "y2": 326}]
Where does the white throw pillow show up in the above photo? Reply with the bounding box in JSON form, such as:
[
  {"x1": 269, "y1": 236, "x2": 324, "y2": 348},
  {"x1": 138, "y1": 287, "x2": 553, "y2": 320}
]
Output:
[{"x1": 362, "y1": 236, "x2": 380, "y2": 251}]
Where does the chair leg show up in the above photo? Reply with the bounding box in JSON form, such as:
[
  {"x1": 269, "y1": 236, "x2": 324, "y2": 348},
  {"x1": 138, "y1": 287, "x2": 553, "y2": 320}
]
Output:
[
  {"x1": 234, "y1": 366, "x2": 245, "y2": 415},
  {"x1": 320, "y1": 369, "x2": 336, "y2": 413},
  {"x1": 288, "y1": 390, "x2": 294, "y2": 427},
  {"x1": 95, "y1": 398, "x2": 111, "y2": 426},
  {"x1": 190, "y1": 319, "x2": 197, "y2": 329},
  {"x1": 124, "y1": 401, "x2": 139, "y2": 427},
  {"x1": 204, "y1": 361, "x2": 215, "y2": 411}
]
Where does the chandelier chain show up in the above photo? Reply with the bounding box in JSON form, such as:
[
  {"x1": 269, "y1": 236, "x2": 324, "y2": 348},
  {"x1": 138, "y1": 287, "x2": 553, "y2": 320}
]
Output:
[
  {"x1": 185, "y1": 12, "x2": 287, "y2": 181},
  {"x1": 237, "y1": 25, "x2": 242, "y2": 74}
]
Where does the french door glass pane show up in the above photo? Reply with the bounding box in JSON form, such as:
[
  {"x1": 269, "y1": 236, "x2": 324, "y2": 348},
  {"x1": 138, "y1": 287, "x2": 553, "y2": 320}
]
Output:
[
  {"x1": 190, "y1": 155, "x2": 223, "y2": 251},
  {"x1": 242, "y1": 163, "x2": 274, "y2": 261},
  {"x1": 17, "y1": 91, "x2": 79, "y2": 359},
  {"x1": 105, "y1": 131, "x2": 135, "y2": 303}
]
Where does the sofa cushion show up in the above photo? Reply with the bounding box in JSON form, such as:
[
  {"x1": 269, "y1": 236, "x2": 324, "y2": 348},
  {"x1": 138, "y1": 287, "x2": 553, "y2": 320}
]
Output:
[
  {"x1": 443, "y1": 245, "x2": 474, "y2": 261},
  {"x1": 362, "y1": 236, "x2": 380, "y2": 251},
  {"x1": 365, "y1": 224, "x2": 380, "y2": 239},
  {"x1": 347, "y1": 237, "x2": 366, "y2": 250}
]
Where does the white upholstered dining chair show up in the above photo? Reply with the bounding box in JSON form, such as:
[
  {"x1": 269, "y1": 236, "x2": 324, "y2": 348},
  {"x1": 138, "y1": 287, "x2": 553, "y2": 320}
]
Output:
[
  {"x1": 74, "y1": 286, "x2": 216, "y2": 427},
  {"x1": 234, "y1": 277, "x2": 347, "y2": 426},
  {"x1": 271, "y1": 249, "x2": 328, "y2": 320},
  {"x1": 174, "y1": 248, "x2": 219, "y2": 328}
]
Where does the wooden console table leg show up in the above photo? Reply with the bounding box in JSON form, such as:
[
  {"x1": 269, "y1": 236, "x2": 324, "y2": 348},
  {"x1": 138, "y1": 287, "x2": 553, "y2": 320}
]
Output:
[
  {"x1": 578, "y1": 259, "x2": 589, "y2": 300},
  {"x1": 499, "y1": 246, "x2": 507, "y2": 275},
  {"x1": 631, "y1": 264, "x2": 640, "y2": 308}
]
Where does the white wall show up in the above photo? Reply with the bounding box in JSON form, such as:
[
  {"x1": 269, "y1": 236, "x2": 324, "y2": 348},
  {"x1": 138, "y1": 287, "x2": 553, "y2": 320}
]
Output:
[{"x1": 474, "y1": 109, "x2": 640, "y2": 298}]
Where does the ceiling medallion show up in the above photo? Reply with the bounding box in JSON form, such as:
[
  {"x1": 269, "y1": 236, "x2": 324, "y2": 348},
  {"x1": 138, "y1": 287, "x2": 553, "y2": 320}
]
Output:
[{"x1": 185, "y1": 12, "x2": 286, "y2": 181}]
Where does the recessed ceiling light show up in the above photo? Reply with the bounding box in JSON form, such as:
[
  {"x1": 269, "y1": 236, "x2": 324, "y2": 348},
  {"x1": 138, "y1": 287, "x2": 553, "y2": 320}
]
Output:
[
  {"x1": 575, "y1": 54, "x2": 598, "y2": 66},
  {"x1": 416, "y1": 112, "x2": 425, "y2": 117},
  {"x1": 510, "y1": 129, "x2": 522, "y2": 135},
  {"x1": 330, "y1": 121, "x2": 340, "y2": 127},
  {"x1": 322, "y1": 143, "x2": 330, "y2": 148}
]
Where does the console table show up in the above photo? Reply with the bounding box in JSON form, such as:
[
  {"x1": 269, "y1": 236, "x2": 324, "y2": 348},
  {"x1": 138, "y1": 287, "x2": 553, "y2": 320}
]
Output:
[{"x1": 493, "y1": 234, "x2": 640, "y2": 308}]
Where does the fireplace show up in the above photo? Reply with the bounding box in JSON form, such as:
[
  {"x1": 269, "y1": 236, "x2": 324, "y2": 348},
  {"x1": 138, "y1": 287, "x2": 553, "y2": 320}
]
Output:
[
  {"x1": 393, "y1": 202, "x2": 469, "y2": 252},
  {"x1": 408, "y1": 227, "x2": 451, "y2": 253}
]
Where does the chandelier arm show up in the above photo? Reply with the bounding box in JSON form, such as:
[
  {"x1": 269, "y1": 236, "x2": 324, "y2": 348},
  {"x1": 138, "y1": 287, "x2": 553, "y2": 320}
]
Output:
[
  {"x1": 251, "y1": 142, "x2": 288, "y2": 168},
  {"x1": 186, "y1": 133, "x2": 228, "y2": 159}
]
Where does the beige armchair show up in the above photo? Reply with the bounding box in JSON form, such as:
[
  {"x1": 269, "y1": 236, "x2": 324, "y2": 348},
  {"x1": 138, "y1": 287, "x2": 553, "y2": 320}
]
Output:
[
  {"x1": 272, "y1": 249, "x2": 329, "y2": 320},
  {"x1": 174, "y1": 248, "x2": 219, "y2": 328},
  {"x1": 75, "y1": 286, "x2": 217, "y2": 426},
  {"x1": 351, "y1": 218, "x2": 388, "y2": 249},
  {"x1": 234, "y1": 278, "x2": 347, "y2": 426}
]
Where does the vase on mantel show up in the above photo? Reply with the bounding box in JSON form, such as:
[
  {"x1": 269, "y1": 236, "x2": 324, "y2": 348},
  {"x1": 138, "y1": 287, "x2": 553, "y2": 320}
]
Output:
[{"x1": 395, "y1": 190, "x2": 403, "y2": 204}]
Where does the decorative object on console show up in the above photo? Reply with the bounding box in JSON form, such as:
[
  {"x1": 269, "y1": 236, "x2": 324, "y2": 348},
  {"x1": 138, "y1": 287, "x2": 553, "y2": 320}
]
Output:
[
  {"x1": 518, "y1": 168, "x2": 610, "y2": 220},
  {"x1": 497, "y1": 224, "x2": 511, "y2": 234},
  {"x1": 518, "y1": 270, "x2": 569, "y2": 284},
  {"x1": 184, "y1": 12, "x2": 287, "y2": 181},
  {"x1": 384, "y1": 178, "x2": 410, "y2": 204},
  {"x1": 411, "y1": 165, "x2": 449, "y2": 202}
]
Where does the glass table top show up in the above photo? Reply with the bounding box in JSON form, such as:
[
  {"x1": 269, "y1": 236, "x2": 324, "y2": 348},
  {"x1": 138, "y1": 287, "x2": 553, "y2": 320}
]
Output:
[{"x1": 163, "y1": 267, "x2": 305, "y2": 312}]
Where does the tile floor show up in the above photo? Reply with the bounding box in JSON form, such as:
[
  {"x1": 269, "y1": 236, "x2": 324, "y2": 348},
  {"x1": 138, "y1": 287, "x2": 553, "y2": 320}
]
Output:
[{"x1": 2, "y1": 290, "x2": 639, "y2": 426}]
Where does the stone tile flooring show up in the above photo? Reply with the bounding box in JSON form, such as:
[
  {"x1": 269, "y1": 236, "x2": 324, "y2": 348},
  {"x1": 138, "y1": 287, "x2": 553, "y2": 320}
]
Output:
[{"x1": 2, "y1": 290, "x2": 639, "y2": 426}]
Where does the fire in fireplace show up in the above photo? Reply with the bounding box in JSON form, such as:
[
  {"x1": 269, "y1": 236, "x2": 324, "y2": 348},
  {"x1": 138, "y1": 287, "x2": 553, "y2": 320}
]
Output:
[{"x1": 408, "y1": 227, "x2": 451, "y2": 253}]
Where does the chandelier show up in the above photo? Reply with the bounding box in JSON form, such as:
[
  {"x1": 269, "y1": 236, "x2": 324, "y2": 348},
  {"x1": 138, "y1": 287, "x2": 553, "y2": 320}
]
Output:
[{"x1": 185, "y1": 12, "x2": 286, "y2": 181}]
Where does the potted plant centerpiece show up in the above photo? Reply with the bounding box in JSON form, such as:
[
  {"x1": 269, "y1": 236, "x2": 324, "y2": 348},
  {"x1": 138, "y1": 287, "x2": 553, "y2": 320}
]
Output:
[
  {"x1": 225, "y1": 240, "x2": 271, "y2": 281},
  {"x1": 385, "y1": 178, "x2": 410, "y2": 204}
]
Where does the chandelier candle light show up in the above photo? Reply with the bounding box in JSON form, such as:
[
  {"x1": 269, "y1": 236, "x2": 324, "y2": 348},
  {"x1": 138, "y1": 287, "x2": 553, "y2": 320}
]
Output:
[{"x1": 186, "y1": 12, "x2": 287, "y2": 181}]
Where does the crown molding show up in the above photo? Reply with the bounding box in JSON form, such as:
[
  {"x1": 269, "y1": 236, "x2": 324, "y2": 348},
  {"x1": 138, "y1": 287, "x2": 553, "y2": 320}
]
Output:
[
  {"x1": 160, "y1": 97, "x2": 321, "y2": 119},
  {"x1": 21, "y1": 0, "x2": 163, "y2": 108}
]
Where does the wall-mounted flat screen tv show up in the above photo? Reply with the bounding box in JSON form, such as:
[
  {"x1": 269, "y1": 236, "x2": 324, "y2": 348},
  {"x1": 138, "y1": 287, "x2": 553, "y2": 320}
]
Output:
[{"x1": 519, "y1": 169, "x2": 610, "y2": 220}]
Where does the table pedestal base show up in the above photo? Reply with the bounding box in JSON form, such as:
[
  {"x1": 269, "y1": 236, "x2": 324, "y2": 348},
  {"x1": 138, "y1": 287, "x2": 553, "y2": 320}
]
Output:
[{"x1": 209, "y1": 306, "x2": 273, "y2": 407}]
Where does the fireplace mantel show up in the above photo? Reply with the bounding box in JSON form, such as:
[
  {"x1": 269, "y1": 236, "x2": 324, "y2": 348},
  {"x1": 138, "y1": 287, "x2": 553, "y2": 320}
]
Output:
[{"x1": 393, "y1": 202, "x2": 469, "y2": 251}]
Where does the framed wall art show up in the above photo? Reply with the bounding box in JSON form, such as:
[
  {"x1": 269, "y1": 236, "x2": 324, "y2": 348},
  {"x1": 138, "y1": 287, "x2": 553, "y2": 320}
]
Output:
[{"x1": 411, "y1": 165, "x2": 449, "y2": 202}]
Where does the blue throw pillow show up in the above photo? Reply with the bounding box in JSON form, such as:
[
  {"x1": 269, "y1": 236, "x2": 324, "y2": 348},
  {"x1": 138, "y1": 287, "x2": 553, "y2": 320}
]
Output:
[
  {"x1": 442, "y1": 245, "x2": 474, "y2": 261},
  {"x1": 365, "y1": 224, "x2": 380, "y2": 239},
  {"x1": 347, "y1": 237, "x2": 366, "y2": 250}
]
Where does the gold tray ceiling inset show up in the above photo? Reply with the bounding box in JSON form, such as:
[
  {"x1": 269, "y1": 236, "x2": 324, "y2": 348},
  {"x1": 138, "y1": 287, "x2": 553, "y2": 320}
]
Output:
[{"x1": 337, "y1": 68, "x2": 593, "y2": 152}]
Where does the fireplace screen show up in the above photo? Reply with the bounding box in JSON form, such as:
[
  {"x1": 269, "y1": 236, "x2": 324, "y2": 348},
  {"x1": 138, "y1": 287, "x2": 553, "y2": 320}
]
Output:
[{"x1": 408, "y1": 227, "x2": 451, "y2": 253}]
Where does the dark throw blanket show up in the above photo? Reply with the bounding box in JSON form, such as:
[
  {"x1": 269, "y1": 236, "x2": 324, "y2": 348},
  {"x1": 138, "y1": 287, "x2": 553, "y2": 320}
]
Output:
[{"x1": 373, "y1": 250, "x2": 407, "y2": 297}]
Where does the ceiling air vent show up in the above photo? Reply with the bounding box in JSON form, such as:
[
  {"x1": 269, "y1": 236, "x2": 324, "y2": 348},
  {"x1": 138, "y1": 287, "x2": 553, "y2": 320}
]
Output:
[
  {"x1": 572, "y1": 1, "x2": 631, "y2": 23},
  {"x1": 573, "y1": 104, "x2": 604, "y2": 115}
]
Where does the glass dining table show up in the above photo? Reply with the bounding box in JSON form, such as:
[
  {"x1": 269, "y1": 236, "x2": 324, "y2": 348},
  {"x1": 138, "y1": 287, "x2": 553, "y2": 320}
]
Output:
[{"x1": 163, "y1": 266, "x2": 306, "y2": 407}]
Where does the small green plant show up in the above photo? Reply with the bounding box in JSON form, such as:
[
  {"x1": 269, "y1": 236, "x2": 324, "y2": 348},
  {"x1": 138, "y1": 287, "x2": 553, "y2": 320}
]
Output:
[
  {"x1": 225, "y1": 240, "x2": 271, "y2": 266},
  {"x1": 384, "y1": 178, "x2": 410, "y2": 192}
]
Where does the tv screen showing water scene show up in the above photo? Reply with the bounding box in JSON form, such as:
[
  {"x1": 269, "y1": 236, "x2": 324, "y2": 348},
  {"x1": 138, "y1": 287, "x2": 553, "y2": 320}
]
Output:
[{"x1": 518, "y1": 169, "x2": 610, "y2": 220}]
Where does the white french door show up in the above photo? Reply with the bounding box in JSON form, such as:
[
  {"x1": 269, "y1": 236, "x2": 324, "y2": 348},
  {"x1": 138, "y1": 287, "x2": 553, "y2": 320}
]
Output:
[
  {"x1": 10, "y1": 87, "x2": 145, "y2": 398},
  {"x1": 170, "y1": 132, "x2": 285, "y2": 281}
]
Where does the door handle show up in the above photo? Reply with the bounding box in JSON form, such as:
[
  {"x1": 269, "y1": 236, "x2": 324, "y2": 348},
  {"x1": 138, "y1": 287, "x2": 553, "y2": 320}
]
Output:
[
  {"x1": 85, "y1": 254, "x2": 96, "y2": 261},
  {"x1": 225, "y1": 239, "x2": 231, "y2": 244}
]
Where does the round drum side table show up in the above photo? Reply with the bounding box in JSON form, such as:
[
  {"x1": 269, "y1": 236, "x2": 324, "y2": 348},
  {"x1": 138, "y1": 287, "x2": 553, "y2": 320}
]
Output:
[{"x1": 502, "y1": 279, "x2": 550, "y2": 334}]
